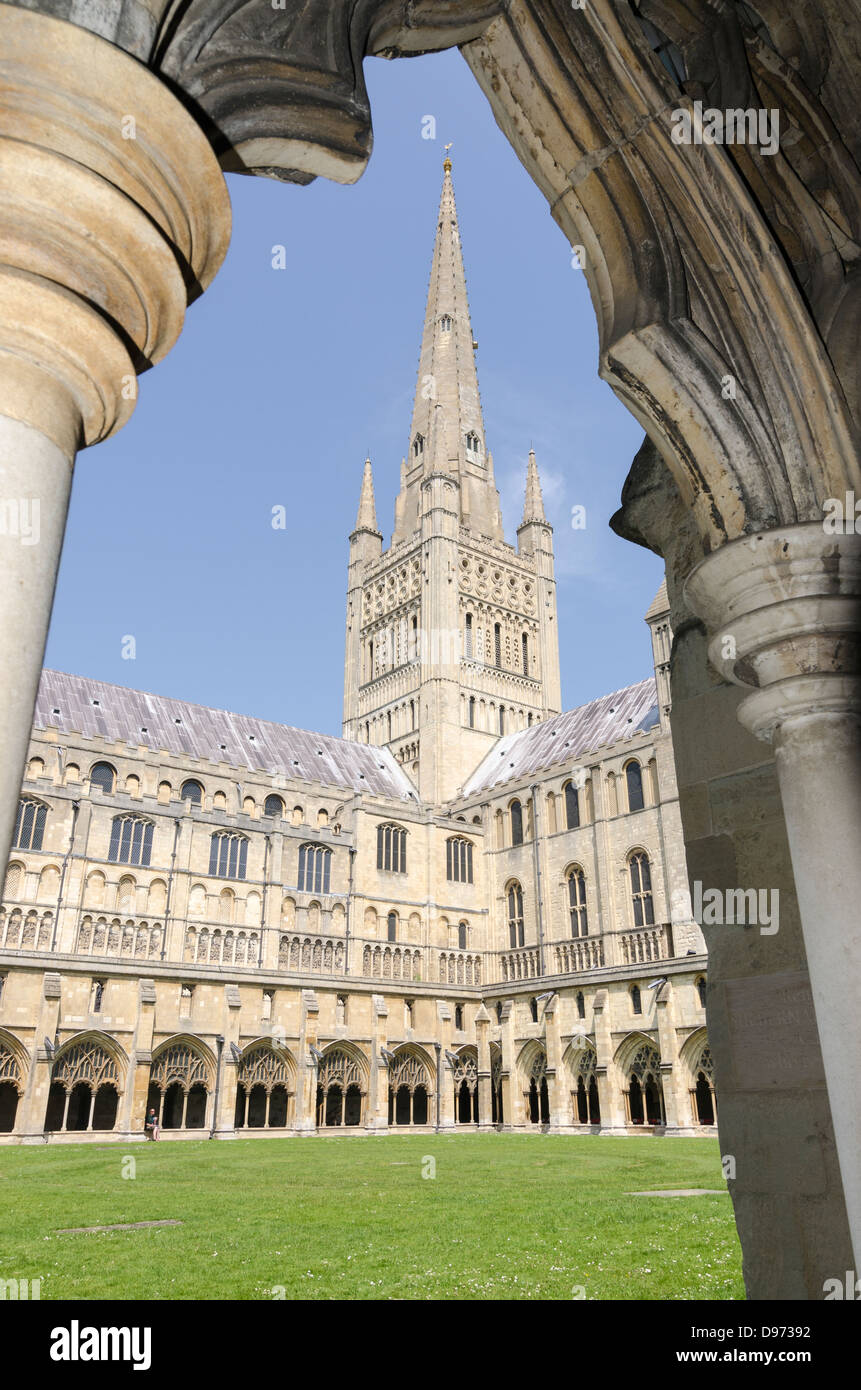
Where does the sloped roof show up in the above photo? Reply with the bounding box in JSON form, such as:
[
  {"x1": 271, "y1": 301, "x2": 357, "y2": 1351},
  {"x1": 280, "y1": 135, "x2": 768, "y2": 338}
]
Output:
[
  {"x1": 34, "y1": 670, "x2": 418, "y2": 801},
  {"x1": 461, "y1": 677, "x2": 659, "y2": 796},
  {"x1": 644, "y1": 579, "x2": 669, "y2": 621}
]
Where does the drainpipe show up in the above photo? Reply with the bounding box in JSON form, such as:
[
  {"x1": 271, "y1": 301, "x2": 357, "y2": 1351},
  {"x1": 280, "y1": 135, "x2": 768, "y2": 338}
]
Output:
[
  {"x1": 51, "y1": 799, "x2": 79, "y2": 951},
  {"x1": 161, "y1": 815, "x2": 181, "y2": 961},
  {"x1": 530, "y1": 783, "x2": 545, "y2": 976},
  {"x1": 434, "y1": 1041, "x2": 441, "y2": 1132},
  {"x1": 210, "y1": 1034, "x2": 224, "y2": 1139}
]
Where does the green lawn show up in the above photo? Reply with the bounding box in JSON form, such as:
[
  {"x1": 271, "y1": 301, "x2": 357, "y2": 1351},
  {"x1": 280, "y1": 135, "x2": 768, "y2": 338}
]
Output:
[{"x1": 0, "y1": 1134, "x2": 743, "y2": 1300}]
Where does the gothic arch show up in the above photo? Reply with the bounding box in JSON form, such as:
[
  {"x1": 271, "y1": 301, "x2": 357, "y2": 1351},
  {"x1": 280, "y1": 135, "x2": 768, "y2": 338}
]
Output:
[
  {"x1": 316, "y1": 1042, "x2": 369, "y2": 1128},
  {"x1": 45, "y1": 1031, "x2": 127, "y2": 1133},
  {"x1": 517, "y1": 1039, "x2": 550, "y2": 1126},
  {"x1": 387, "y1": 1043, "x2": 434, "y2": 1127},
  {"x1": 0, "y1": 1028, "x2": 27, "y2": 1133},
  {"x1": 147, "y1": 1034, "x2": 215, "y2": 1131},
  {"x1": 680, "y1": 1027, "x2": 717, "y2": 1127},
  {"x1": 235, "y1": 1040, "x2": 296, "y2": 1129}
]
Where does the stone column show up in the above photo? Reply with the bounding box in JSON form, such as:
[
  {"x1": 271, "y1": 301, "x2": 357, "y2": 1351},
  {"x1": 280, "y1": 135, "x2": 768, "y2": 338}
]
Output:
[
  {"x1": 653, "y1": 982, "x2": 690, "y2": 1134},
  {"x1": 474, "y1": 1003, "x2": 493, "y2": 1131},
  {"x1": 17, "y1": 971, "x2": 62, "y2": 1141},
  {"x1": 436, "y1": 1002, "x2": 456, "y2": 1130},
  {"x1": 686, "y1": 523, "x2": 861, "y2": 1265},
  {"x1": 0, "y1": 5, "x2": 230, "y2": 878},
  {"x1": 542, "y1": 993, "x2": 567, "y2": 1128},
  {"x1": 369, "y1": 994, "x2": 389, "y2": 1130},
  {"x1": 591, "y1": 989, "x2": 626, "y2": 1133},
  {"x1": 295, "y1": 990, "x2": 319, "y2": 1132}
]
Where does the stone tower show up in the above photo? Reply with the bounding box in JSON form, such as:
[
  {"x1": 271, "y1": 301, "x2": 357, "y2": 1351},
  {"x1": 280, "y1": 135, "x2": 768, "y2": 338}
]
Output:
[{"x1": 343, "y1": 158, "x2": 561, "y2": 802}]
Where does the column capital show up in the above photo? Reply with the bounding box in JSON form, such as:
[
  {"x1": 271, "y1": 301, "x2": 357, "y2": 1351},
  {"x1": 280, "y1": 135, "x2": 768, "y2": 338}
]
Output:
[{"x1": 685, "y1": 523, "x2": 861, "y2": 742}]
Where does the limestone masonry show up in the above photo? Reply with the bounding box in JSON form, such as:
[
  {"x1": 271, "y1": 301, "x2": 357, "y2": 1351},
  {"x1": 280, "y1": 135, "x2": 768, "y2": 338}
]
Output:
[{"x1": 0, "y1": 163, "x2": 711, "y2": 1142}]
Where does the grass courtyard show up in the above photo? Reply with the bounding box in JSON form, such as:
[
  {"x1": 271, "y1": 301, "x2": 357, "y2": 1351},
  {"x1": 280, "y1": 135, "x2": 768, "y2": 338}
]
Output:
[{"x1": 0, "y1": 1133, "x2": 743, "y2": 1300}]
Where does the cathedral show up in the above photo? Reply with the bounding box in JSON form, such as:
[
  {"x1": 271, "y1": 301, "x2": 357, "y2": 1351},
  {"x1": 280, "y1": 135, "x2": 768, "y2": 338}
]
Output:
[{"x1": 0, "y1": 160, "x2": 713, "y2": 1144}]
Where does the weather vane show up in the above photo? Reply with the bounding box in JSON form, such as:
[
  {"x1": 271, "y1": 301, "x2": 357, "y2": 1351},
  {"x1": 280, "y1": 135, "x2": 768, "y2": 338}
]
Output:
[{"x1": 444, "y1": 142, "x2": 453, "y2": 169}]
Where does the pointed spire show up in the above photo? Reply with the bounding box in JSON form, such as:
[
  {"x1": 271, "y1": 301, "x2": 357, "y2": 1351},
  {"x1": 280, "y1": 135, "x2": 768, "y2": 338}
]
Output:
[
  {"x1": 522, "y1": 448, "x2": 547, "y2": 524},
  {"x1": 407, "y1": 156, "x2": 486, "y2": 476},
  {"x1": 354, "y1": 456, "x2": 379, "y2": 533}
]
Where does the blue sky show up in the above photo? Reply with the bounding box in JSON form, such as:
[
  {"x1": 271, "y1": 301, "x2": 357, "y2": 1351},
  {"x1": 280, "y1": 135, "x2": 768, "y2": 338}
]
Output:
[{"x1": 44, "y1": 48, "x2": 664, "y2": 734}]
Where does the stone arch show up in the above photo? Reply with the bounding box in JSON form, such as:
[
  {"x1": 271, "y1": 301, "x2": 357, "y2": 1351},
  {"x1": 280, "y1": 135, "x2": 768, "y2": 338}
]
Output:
[
  {"x1": 452, "y1": 1044, "x2": 479, "y2": 1125},
  {"x1": 615, "y1": 1033, "x2": 664, "y2": 1128},
  {"x1": 564, "y1": 1035, "x2": 600, "y2": 1127},
  {"x1": 235, "y1": 1039, "x2": 296, "y2": 1129},
  {"x1": 680, "y1": 1027, "x2": 717, "y2": 1127},
  {"x1": 45, "y1": 1031, "x2": 127, "y2": 1133},
  {"x1": 517, "y1": 1038, "x2": 550, "y2": 1126},
  {"x1": 147, "y1": 1034, "x2": 215, "y2": 1131},
  {"x1": 387, "y1": 1043, "x2": 434, "y2": 1127},
  {"x1": 315, "y1": 1042, "x2": 369, "y2": 1129},
  {"x1": 0, "y1": 1028, "x2": 28, "y2": 1133}
]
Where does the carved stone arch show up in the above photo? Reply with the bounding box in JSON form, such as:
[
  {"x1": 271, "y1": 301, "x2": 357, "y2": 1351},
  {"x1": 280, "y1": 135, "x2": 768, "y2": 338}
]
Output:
[
  {"x1": 317, "y1": 1040, "x2": 369, "y2": 1090},
  {"x1": 462, "y1": 1, "x2": 859, "y2": 546},
  {"x1": 562, "y1": 1034, "x2": 597, "y2": 1082},
  {"x1": 0, "y1": 1027, "x2": 29, "y2": 1092},
  {"x1": 149, "y1": 1033, "x2": 216, "y2": 1092},
  {"x1": 237, "y1": 1038, "x2": 297, "y2": 1090},
  {"x1": 613, "y1": 1030, "x2": 660, "y2": 1075},
  {"x1": 389, "y1": 1043, "x2": 435, "y2": 1093},
  {"x1": 51, "y1": 1030, "x2": 128, "y2": 1089}
]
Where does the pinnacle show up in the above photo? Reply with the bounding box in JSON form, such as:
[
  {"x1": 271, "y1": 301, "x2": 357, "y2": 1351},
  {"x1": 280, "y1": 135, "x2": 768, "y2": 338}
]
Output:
[
  {"x1": 354, "y1": 456, "x2": 379, "y2": 533},
  {"x1": 521, "y1": 448, "x2": 547, "y2": 524}
]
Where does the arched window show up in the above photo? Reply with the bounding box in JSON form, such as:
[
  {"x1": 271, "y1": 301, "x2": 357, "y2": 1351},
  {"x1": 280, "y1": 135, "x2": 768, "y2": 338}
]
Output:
[
  {"x1": 564, "y1": 780, "x2": 580, "y2": 830},
  {"x1": 457, "y1": 921, "x2": 468, "y2": 951},
  {"x1": 465, "y1": 612, "x2": 473, "y2": 658},
  {"x1": 446, "y1": 837, "x2": 474, "y2": 884},
  {"x1": 629, "y1": 852, "x2": 655, "y2": 926},
  {"x1": 387, "y1": 911, "x2": 398, "y2": 942},
  {"x1": 454, "y1": 1004, "x2": 464, "y2": 1030},
  {"x1": 298, "y1": 844, "x2": 331, "y2": 894},
  {"x1": 507, "y1": 882, "x2": 524, "y2": 949},
  {"x1": 264, "y1": 794, "x2": 285, "y2": 819},
  {"x1": 13, "y1": 798, "x2": 47, "y2": 851},
  {"x1": 576, "y1": 990, "x2": 586, "y2": 1019},
  {"x1": 45, "y1": 1040, "x2": 121, "y2": 1133},
  {"x1": 468, "y1": 696, "x2": 475, "y2": 728},
  {"x1": 465, "y1": 431, "x2": 481, "y2": 458},
  {"x1": 631, "y1": 984, "x2": 642, "y2": 1014},
  {"x1": 510, "y1": 800, "x2": 523, "y2": 846},
  {"x1": 691, "y1": 1043, "x2": 715, "y2": 1125},
  {"x1": 521, "y1": 632, "x2": 529, "y2": 674},
  {"x1": 180, "y1": 780, "x2": 203, "y2": 808},
  {"x1": 567, "y1": 866, "x2": 588, "y2": 936},
  {"x1": 626, "y1": 760, "x2": 645, "y2": 812},
  {"x1": 498, "y1": 706, "x2": 505, "y2": 735},
  {"x1": 89, "y1": 762, "x2": 116, "y2": 795},
  {"x1": 209, "y1": 832, "x2": 248, "y2": 880},
  {"x1": 696, "y1": 976, "x2": 707, "y2": 1009},
  {"x1": 377, "y1": 823, "x2": 407, "y2": 874},
  {"x1": 440, "y1": 314, "x2": 452, "y2": 331},
  {"x1": 494, "y1": 623, "x2": 502, "y2": 668},
  {"x1": 147, "y1": 1043, "x2": 210, "y2": 1130},
  {"x1": 626, "y1": 1043, "x2": 664, "y2": 1126},
  {"x1": 413, "y1": 434, "x2": 424, "y2": 457},
  {"x1": 108, "y1": 815, "x2": 154, "y2": 867},
  {"x1": 529, "y1": 996, "x2": 538, "y2": 1023}
]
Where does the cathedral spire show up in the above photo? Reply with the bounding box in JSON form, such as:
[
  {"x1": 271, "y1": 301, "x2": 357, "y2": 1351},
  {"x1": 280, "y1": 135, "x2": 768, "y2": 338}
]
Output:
[
  {"x1": 521, "y1": 448, "x2": 548, "y2": 524},
  {"x1": 393, "y1": 157, "x2": 503, "y2": 544},
  {"x1": 407, "y1": 157, "x2": 486, "y2": 475},
  {"x1": 354, "y1": 456, "x2": 379, "y2": 534}
]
